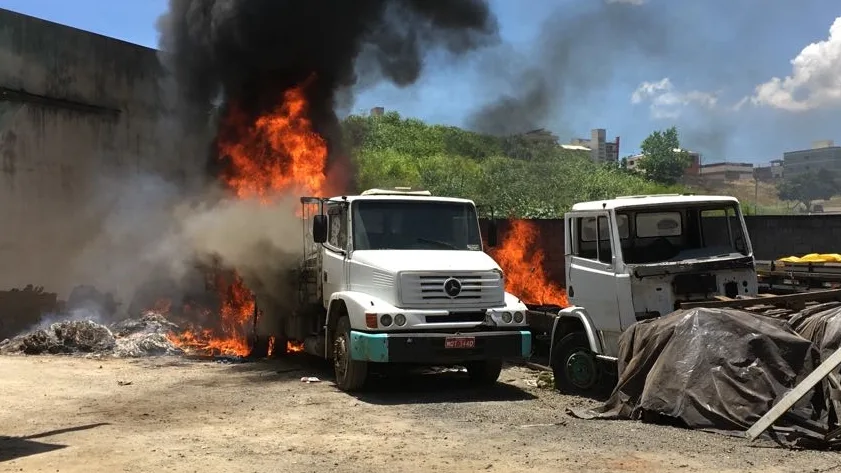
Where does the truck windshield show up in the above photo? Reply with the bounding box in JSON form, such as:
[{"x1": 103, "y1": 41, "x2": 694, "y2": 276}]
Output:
[
  {"x1": 352, "y1": 200, "x2": 482, "y2": 251},
  {"x1": 613, "y1": 203, "x2": 750, "y2": 264}
]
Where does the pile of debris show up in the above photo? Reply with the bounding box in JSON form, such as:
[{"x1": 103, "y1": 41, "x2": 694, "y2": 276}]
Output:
[
  {"x1": 571, "y1": 302, "x2": 841, "y2": 449},
  {"x1": 112, "y1": 312, "x2": 184, "y2": 357},
  {"x1": 0, "y1": 312, "x2": 183, "y2": 358}
]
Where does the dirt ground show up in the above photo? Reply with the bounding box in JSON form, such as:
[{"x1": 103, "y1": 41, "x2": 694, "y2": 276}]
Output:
[{"x1": 1, "y1": 355, "x2": 839, "y2": 473}]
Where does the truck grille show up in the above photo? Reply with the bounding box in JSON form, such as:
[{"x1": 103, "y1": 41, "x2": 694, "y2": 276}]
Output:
[{"x1": 399, "y1": 271, "x2": 504, "y2": 307}]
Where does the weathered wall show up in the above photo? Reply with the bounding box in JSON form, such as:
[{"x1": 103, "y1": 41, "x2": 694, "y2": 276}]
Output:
[
  {"x1": 484, "y1": 215, "x2": 841, "y2": 289},
  {"x1": 0, "y1": 9, "x2": 207, "y2": 301}
]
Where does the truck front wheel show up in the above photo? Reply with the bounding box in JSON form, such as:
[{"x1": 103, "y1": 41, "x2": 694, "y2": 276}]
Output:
[
  {"x1": 333, "y1": 316, "x2": 368, "y2": 392},
  {"x1": 465, "y1": 360, "x2": 503, "y2": 386},
  {"x1": 552, "y1": 332, "x2": 603, "y2": 396}
]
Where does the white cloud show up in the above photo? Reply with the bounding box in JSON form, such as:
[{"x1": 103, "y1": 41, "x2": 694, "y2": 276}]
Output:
[
  {"x1": 751, "y1": 17, "x2": 841, "y2": 112},
  {"x1": 631, "y1": 78, "x2": 718, "y2": 119}
]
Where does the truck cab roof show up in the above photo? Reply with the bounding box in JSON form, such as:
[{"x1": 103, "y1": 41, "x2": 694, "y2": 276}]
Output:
[
  {"x1": 327, "y1": 188, "x2": 475, "y2": 205},
  {"x1": 570, "y1": 194, "x2": 741, "y2": 212}
]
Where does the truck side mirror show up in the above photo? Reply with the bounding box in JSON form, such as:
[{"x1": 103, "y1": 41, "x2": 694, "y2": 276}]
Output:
[
  {"x1": 312, "y1": 215, "x2": 328, "y2": 243},
  {"x1": 486, "y1": 220, "x2": 499, "y2": 247}
]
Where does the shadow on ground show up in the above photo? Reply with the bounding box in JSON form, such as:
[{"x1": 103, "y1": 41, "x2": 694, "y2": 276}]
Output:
[
  {"x1": 224, "y1": 354, "x2": 538, "y2": 405},
  {"x1": 0, "y1": 423, "x2": 109, "y2": 463},
  {"x1": 354, "y1": 370, "x2": 538, "y2": 405}
]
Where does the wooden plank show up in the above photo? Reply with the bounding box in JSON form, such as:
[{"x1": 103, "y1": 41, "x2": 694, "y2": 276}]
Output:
[
  {"x1": 759, "y1": 270, "x2": 841, "y2": 282},
  {"x1": 679, "y1": 288, "x2": 841, "y2": 310},
  {"x1": 746, "y1": 344, "x2": 841, "y2": 441}
]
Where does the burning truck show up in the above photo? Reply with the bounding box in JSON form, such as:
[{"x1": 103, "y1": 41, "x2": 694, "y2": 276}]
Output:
[{"x1": 251, "y1": 187, "x2": 532, "y2": 391}]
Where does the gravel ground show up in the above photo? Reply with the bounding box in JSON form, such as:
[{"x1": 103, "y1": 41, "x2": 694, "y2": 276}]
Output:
[{"x1": 1, "y1": 354, "x2": 839, "y2": 473}]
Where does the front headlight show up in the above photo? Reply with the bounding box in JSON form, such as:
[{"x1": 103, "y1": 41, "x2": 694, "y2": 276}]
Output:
[
  {"x1": 501, "y1": 311, "x2": 513, "y2": 323},
  {"x1": 513, "y1": 311, "x2": 524, "y2": 323}
]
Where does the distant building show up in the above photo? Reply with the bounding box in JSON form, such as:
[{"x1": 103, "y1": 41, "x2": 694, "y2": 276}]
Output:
[
  {"x1": 569, "y1": 128, "x2": 620, "y2": 163},
  {"x1": 783, "y1": 140, "x2": 841, "y2": 179},
  {"x1": 699, "y1": 162, "x2": 754, "y2": 182},
  {"x1": 624, "y1": 148, "x2": 700, "y2": 177},
  {"x1": 753, "y1": 159, "x2": 783, "y2": 182},
  {"x1": 521, "y1": 128, "x2": 560, "y2": 146}
]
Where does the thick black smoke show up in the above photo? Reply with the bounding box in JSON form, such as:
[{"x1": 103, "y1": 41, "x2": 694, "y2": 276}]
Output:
[
  {"x1": 467, "y1": 1, "x2": 671, "y2": 137},
  {"x1": 156, "y1": 0, "x2": 499, "y2": 186}
]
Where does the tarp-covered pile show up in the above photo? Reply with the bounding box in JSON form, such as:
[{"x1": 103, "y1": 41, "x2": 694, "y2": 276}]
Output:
[
  {"x1": 571, "y1": 305, "x2": 841, "y2": 448},
  {"x1": 0, "y1": 312, "x2": 183, "y2": 357}
]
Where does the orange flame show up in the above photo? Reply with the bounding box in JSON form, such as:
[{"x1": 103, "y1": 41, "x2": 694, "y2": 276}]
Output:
[
  {"x1": 267, "y1": 336, "x2": 276, "y2": 357},
  {"x1": 490, "y1": 219, "x2": 568, "y2": 307},
  {"x1": 166, "y1": 80, "x2": 331, "y2": 357},
  {"x1": 218, "y1": 83, "x2": 331, "y2": 200},
  {"x1": 166, "y1": 273, "x2": 254, "y2": 357},
  {"x1": 286, "y1": 340, "x2": 305, "y2": 353}
]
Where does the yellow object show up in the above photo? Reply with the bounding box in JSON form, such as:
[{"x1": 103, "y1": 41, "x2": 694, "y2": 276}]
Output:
[{"x1": 777, "y1": 253, "x2": 841, "y2": 263}]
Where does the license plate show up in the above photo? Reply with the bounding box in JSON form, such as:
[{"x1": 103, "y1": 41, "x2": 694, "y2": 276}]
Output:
[{"x1": 444, "y1": 337, "x2": 475, "y2": 349}]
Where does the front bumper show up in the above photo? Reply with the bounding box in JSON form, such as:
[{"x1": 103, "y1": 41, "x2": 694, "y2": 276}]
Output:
[{"x1": 349, "y1": 330, "x2": 531, "y2": 363}]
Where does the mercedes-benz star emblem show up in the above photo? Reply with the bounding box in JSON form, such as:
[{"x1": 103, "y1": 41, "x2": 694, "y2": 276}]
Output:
[{"x1": 443, "y1": 278, "x2": 462, "y2": 298}]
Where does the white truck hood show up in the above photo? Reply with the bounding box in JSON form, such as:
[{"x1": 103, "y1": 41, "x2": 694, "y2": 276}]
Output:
[{"x1": 352, "y1": 250, "x2": 501, "y2": 273}]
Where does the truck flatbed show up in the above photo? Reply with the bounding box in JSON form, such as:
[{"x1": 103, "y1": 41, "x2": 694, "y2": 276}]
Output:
[
  {"x1": 677, "y1": 287, "x2": 841, "y2": 312},
  {"x1": 756, "y1": 260, "x2": 841, "y2": 291}
]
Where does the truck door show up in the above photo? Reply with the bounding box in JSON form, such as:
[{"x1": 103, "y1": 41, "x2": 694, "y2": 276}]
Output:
[
  {"x1": 322, "y1": 202, "x2": 349, "y2": 306},
  {"x1": 565, "y1": 211, "x2": 622, "y2": 338}
]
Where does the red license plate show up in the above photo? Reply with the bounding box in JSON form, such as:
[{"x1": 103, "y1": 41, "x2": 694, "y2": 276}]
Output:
[{"x1": 444, "y1": 337, "x2": 476, "y2": 349}]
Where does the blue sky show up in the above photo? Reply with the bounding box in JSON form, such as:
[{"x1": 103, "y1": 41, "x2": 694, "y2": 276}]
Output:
[{"x1": 2, "y1": 0, "x2": 841, "y2": 164}]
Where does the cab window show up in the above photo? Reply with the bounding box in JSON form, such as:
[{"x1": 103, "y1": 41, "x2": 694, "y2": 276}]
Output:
[
  {"x1": 572, "y1": 215, "x2": 621, "y2": 264},
  {"x1": 326, "y1": 203, "x2": 347, "y2": 251}
]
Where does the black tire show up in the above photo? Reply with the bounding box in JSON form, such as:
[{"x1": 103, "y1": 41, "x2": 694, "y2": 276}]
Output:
[
  {"x1": 248, "y1": 335, "x2": 270, "y2": 359},
  {"x1": 269, "y1": 335, "x2": 289, "y2": 358},
  {"x1": 333, "y1": 316, "x2": 368, "y2": 392},
  {"x1": 466, "y1": 359, "x2": 503, "y2": 386},
  {"x1": 551, "y1": 332, "x2": 604, "y2": 396}
]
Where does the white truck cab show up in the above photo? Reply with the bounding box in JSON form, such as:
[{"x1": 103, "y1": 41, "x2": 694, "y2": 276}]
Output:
[
  {"x1": 548, "y1": 194, "x2": 758, "y2": 395},
  {"x1": 283, "y1": 188, "x2": 531, "y2": 391}
]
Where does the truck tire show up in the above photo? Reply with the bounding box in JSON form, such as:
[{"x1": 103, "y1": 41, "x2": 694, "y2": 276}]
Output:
[
  {"x1": 248, "y1": 335, "x2": 270, "y2": 359},
  {"x1": 333, "y1": 316, "x2": 368, "y2": 392},
  {"x1": 270, "y1": 334, "x2": 289, "y2": 358},
  {"x1": 552, "y1": 331, "x2": 603, "y2": 396},
  {"x1": 466, "y1": 360, "x2": 503, "y2": 386}
]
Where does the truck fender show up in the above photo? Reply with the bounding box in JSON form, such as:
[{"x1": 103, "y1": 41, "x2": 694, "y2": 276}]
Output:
[
  {"x1": 549, "y1": 306, "x2": 604, "y2": 361},
  {"x1": 323, "y1": 292, "x2": 390, "y2": 359}
]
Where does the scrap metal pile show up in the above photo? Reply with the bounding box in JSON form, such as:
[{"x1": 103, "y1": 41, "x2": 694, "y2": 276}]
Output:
[
  {"x1": 571, "y1": 301, "x2": 841, "y2": 449},
  {"x1": 0, "y1": 312, "x2": 183, "y2": 358}
]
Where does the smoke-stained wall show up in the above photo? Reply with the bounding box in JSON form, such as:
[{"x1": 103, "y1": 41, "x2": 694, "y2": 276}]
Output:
[{"x1": 0, "y1": 9, "x2": 207, "y2": 298}]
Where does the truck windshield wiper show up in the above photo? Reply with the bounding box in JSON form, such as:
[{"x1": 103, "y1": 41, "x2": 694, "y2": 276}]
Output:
[{"x1": 416, "y1": 237, "x2": 459, "y2": 249}]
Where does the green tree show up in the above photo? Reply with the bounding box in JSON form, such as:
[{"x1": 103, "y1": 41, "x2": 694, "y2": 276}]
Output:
[
  {"x1": 637, "y1": 126, "x2": 691, "y2": 185},
  {"x1": 776, "y1": 171, "x2": 838, "y2": 212}
]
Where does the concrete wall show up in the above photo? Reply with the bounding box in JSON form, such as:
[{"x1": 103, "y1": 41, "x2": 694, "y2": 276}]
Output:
[
  {"x1": 483, "y1": 215, "x2": 841, "y2": 289},
  {"x1": 0, "y1": 9, "x2": 206, "y2": 299}
]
